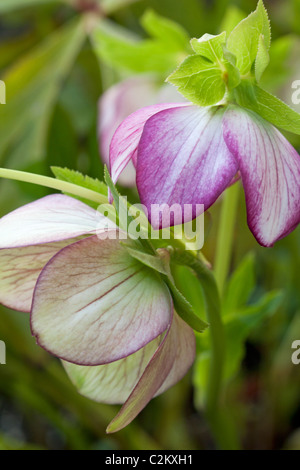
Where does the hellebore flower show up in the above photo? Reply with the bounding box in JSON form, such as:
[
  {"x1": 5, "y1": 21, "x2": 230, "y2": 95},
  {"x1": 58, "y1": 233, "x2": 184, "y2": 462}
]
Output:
[
  {"x1": 98, "y1": 75, "x2": 185, "y2": 186},
  {"x1": 110, "y1": 102, "x2": 300, "y2": 247},
  {"x1": 0, "y1": 194, "x2": 195, "y2": 432}
]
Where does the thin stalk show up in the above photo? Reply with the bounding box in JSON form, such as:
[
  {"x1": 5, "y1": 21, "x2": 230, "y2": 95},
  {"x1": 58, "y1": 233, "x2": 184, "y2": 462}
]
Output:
[{"x1": 214, "y1": 183, "x2": 240, "y2": 295}]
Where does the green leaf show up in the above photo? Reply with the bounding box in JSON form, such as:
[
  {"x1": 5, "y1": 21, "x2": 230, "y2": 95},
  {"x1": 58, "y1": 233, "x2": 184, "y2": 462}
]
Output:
[
  {"x1": 227, "y1": 0, "x2": 271, "y2": 75},
  {"x1": 51, "y1": 167, "x2": 108, "y2": 196},
  {"x1": 223, "y1": 253, "x2": 256, "y2": 317},
  {"x1": 219, "y1": 5, "x2": 246, "y2": 35},
  {"x1": 141, "y1": 9, "x2": 190, "y2": 51},
  {"x1": 0, "y1": 0, "x2": 60, "y2": 13},
  {"x1": 0, "y1": 19, "x2": 85, "y2": 167},
  {"x1": 164, "y1": 277, "x2": 208, "y2": 333},
  {"x1": 255, "y1": 34, "x2": 270, "y2": 82},
  {"x1": 223, "y1": 291, "x2": 283, "y2": 380},
  {"x1": 91, "y1": 14, "x2": 188, "y2": 76},
  {"x1": 190, "y1": 32, "x2": 227, "y2": 63},
  {"x1": 167, "y1": 55, "x2": 226, "y2": 106},
  {"x1": 235, "y1": 83, "x2": 300, "y2": 135},
  {"x1": 124, "y1": 246, "x2": 171, "y2": 276}
]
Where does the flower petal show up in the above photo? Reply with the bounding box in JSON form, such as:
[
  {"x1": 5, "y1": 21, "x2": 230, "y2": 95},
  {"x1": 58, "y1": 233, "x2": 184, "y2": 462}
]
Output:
[
  {"x1": 136, "y1": 105, "x2": 238, "y2": 229},
  {"x1": 0, "y1": 194, "x2": 103, "y2": 249},
  {"x1": 0, "y1": 241, "x2": 74, "y2": 312},
  {"x1": 98, "y1": 76, "x2": 160, "y2": 186},
  {"x1": 31, "y1": 235, "x2": 172, "y2": 365},
  {"x1": 107, "y1": 314, "x2": 195, "y2": 433},
  {"x1": 63, "y1": 313, "x2": 195, "y2": 432},
  {"x1": 109, "y1": 102, "x2": 188, "y2": 189},
  {"x1": 223, "y1": 106, "x2": 300, "y2": 246}
]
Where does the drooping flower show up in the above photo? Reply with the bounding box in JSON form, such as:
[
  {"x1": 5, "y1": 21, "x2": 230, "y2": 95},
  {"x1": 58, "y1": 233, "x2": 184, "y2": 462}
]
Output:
[
  {"x1": 110, "y1": 102, "x2": 300, "y2": 247},
  {"x1": 98, "y1": 75, "x2": 185, "y2": 186},
  {"x1": 0, "y1": 194, "x2": 195, "y2": 432}
]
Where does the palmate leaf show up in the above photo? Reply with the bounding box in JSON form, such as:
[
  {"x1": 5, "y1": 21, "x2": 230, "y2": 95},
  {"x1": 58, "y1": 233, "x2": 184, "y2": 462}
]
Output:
[{"x1": 0, "y1": 19, "x2": 85, "y2": 167}]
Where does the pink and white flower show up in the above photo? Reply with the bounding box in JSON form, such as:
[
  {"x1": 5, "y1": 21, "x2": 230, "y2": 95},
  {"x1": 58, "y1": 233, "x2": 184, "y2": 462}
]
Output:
[
  {"x1": 110, "y1": 103, "x2": 300, "y2": 247},
  {"x1": 98, "y1": 75, "x2": 185, "y2": 186},
  {"x1": 0, "y1": 193, "x2": 195, "y2": 432}
]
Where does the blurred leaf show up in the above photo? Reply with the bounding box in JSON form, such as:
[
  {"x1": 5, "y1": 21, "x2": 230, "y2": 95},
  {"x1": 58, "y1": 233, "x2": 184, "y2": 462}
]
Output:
[
  {"x1": 223, "y1": 253, "x2": 256, "y2": 317},
  {"x1": 219, "y1": 5, "x2": 246, "y2": 35},
  {"x1": 141, "y1": 9, "x2": 190, "y2": 51},
  {"x1": 91, "y1": 12, "x2": 189, "y2": 75},
  {"x1": 0, "y1": 0, "x2": 62, "y2": 13},
  {"x1": 0, "y1": 18, "x2": 86, "y2": 167}
]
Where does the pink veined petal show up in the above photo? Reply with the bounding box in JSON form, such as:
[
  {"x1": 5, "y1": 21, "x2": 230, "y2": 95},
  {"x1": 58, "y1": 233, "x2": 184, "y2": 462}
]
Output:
[
  {"x1": 98, "y1": 76, "x2": 161, "y2": 187},
  {"x1": 136, "y1": 105, "x2": 239, "y2": 229},
  {"x1": 109, "y1": 102, "x2": 188, "y2": 193},
  {"x1": 223, "y1": 106, "x2": 300, "y2": 246},
  {"x1": 0, "y1": 194, "x2": 107, "y2": 249},
  {"x1": 31, "y1": 235, "x2": 173, "y2": 366},
  {"x1": 106, "y1": 313, "x2": 195, "y2": 433},
  {"x1": 0, "y1": 240, "x2": 76, "y2": 313}
]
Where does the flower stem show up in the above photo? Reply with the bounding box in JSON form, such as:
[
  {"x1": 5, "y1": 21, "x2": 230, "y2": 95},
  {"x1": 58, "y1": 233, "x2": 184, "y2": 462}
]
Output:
[
  {"x1": 214, "y1": 182, "x2": 240, "y2": 295},
  {"x1": 0, "y1": 168, "x2": 108, "y2": 205}
]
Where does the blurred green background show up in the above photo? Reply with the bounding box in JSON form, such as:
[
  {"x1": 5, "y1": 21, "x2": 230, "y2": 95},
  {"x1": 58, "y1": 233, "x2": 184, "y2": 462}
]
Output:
[{"x1": 0, "y1": 0, "x2": 300, "y2": 450}]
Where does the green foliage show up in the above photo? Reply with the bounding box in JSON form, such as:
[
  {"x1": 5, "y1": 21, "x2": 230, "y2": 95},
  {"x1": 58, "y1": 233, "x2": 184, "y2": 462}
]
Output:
[
  {"x1": 0, "y1": 19, "x2": 85, "y2": 168},
  {"x1": 227, "y1": 0, "x2": 271, "y2": 75},
  {"x1": 91, "y1": 10, "x2": 190, "y2": 76},
  {"x1": 234, "y1": 83, "x2": 300, "y2": 135},
  {"x1": 167, "y1": 55, "x2": 227, "y2": 106}
]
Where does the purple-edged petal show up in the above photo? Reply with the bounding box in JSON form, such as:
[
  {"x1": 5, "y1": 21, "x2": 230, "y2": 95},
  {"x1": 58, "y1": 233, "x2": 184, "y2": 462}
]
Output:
[
  {"x1": 223, "y1": 106, "x2": 300, "y2": 246},
  {"x1": 98, "y1": 76, "x2": 160, "y2": 186},
  {"x1": 136, "y1": 105, "x2": 238, "y2": 229},
  {"x1": 0, "y1": 241, "x2": 75, "y2": 312},
  {"x1": 109, "y1": 102, "x2": 188, "y2": 190},
  {"x1": 31, "y1": 235, "x2": 172, "y2": 366},
  {"x1": 0, "y1": 194, "x2": 104, "y2": 249},
  {"x1": 63, "y1": 313, "x2": 195, "y2": 432}
]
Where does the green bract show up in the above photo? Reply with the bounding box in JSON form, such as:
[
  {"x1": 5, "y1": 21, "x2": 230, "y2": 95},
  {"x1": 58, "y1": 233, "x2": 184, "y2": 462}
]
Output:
[{"x1": 166, "y1": 0, "x2": 300, "y2": 137}]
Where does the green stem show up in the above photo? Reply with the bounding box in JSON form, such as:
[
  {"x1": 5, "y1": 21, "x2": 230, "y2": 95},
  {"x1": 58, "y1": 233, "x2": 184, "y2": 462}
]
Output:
[
  {"x1": 214, "y1": 182, "x2": 240, "y2": 295},
  {"x1": 0, "y1": 168, "x2": 108, "y2": 205},
  {"x1": 171, "y1": 252, "x2": 224, "y2": 441}
]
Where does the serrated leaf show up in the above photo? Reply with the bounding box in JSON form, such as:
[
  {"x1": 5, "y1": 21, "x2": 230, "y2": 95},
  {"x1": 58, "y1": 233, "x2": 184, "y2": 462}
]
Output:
[
  {"x1": 164, "y1": 277, "x2": 208, "y2": 333},
  {"x1": 235, "y1": 83, "x2": 300, "y2": 135},
  {"x1": 190, "y1": 32, "x2": 227, "y2": 63},
  {"x1": 255, "y1": 34, "x2": 270, "y2": 82},
  {"x1": 227, "y1": 0, "x2": 271, "y2": 75},
  {"x1": 51, "y1": 167, "x2": 108, "y2": 195},
  {"x1": 167, "y1": 55, "x2": 226, "y2": 106},
  {"x1": 124, "y1": 245, "x2": 170, "y2": 276}
]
